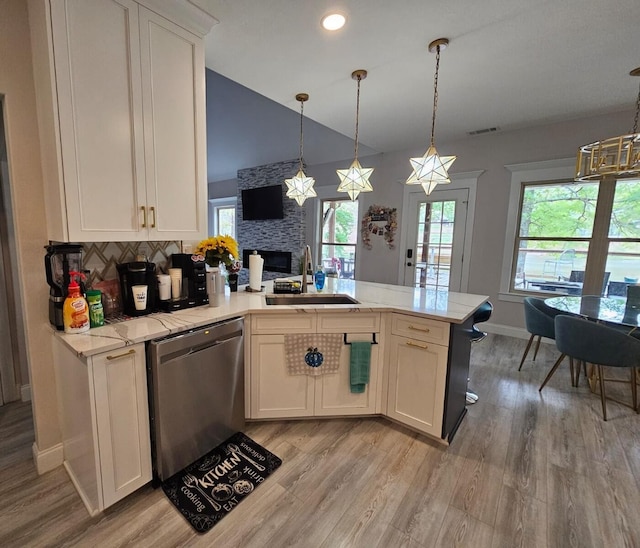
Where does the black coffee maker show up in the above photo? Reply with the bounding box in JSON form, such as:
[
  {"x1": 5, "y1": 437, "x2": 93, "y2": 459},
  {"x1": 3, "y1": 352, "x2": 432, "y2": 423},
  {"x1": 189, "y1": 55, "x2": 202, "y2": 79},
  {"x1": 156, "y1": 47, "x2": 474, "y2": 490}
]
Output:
[
  {"x1": 171, "y1": 253, "x2": 208, "y2": 306},
  {"x1": 117, "y1": 262, "x2": 158, "y2": 317},
  {"x1": 44, "y1": 243, "x2": 84, "y2": 330}
]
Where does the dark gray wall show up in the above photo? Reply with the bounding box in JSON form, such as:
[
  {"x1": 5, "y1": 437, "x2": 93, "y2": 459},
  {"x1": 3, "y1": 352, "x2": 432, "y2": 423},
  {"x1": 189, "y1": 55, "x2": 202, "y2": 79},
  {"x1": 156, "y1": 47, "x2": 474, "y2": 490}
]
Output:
[{"x1": 205, "y1": 69, "x2": 376, "y2": 183}]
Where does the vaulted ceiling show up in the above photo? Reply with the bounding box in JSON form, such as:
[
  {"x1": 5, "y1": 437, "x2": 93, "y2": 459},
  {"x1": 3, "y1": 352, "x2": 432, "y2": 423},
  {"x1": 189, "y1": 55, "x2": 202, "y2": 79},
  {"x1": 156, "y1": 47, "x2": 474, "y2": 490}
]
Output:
[{"x1": 203, "y1": 0, "x2": 640, "y2": 182}]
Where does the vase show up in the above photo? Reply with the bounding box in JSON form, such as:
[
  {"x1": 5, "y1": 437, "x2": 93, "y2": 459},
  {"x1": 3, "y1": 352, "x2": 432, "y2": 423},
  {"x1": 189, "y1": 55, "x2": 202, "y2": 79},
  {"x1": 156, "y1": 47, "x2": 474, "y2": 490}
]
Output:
[{"x1": 228, "y1": 273, "x2": 238, "y2": 292}]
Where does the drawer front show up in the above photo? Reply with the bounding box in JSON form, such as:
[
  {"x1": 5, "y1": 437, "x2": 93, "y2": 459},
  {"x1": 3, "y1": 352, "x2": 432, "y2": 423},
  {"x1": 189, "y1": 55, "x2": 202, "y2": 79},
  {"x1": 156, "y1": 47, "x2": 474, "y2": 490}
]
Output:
[
  {"x1": 251, "y1": 313, "x2": 316, "y2": 334},
  {"x1": 391, "y1": 313, "x2": 450, "y2": 346},
  {"x1": 317, "y1": 312, "x2": 380, "y2": 333}
]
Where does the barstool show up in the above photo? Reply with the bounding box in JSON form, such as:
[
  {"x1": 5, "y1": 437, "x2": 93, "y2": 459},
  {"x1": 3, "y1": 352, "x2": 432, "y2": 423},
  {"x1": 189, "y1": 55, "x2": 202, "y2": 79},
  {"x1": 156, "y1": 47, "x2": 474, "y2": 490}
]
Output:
[{"x1": 467, "y1": 301, "x2": 493, "y2": 404}]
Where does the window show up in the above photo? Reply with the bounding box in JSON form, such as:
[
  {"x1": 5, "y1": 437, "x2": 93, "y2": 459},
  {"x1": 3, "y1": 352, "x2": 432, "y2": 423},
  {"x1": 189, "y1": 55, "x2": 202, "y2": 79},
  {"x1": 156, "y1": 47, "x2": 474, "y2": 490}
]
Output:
[
  {"x1": 208, "y1": 198, "x2": 236, "y2": 237},
  {"x1": 319, "y1": 199, "x2": 358, "y2": 278},
  {"x1": 505, "y1": 162, "x2": 640, "y2": 297}
]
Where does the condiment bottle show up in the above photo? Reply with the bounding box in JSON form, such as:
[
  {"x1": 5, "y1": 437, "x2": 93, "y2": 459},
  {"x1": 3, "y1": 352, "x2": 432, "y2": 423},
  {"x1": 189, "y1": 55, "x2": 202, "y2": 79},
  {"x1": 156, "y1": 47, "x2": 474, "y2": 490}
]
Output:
[
  {"x1": 63, "y1": 272, "x2": 90, "y2": 333},
  {"x1": 86, "y1": 289, "x2": 105, "y2": 328},
  {"x1": 314, "y1": 265, "x2": 325, "y2": 292}
]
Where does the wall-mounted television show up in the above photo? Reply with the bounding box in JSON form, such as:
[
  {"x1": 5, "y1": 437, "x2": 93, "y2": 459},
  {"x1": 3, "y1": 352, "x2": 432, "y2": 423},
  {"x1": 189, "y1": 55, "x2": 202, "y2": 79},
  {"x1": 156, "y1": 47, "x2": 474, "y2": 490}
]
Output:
[{"x1": 241, "y1": 184, "x2": 284, "y2": 220}]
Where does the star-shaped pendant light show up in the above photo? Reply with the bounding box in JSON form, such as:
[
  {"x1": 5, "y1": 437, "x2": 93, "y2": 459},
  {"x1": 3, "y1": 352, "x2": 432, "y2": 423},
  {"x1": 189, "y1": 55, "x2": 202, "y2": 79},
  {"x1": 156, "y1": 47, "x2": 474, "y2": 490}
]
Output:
[
  {"x1": 337, "y1": 70, "x2": 374, "y2": 201},
  {"x1": 285, "y1": 93, "x2": 317, "y2": 206},
  {"x1": 406, "y1": 38, "x2": 456, "y2": 195}
]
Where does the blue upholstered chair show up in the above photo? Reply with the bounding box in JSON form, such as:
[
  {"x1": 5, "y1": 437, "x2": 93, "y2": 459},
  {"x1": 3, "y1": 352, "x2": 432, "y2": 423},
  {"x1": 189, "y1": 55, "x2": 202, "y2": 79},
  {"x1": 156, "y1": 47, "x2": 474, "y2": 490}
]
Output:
[
  {"x1": 551, "y1": 315, "x2": 640, "y2": 420},
  {"x1": 519, "y1": 297, "x2": 566, "y2": 371}
]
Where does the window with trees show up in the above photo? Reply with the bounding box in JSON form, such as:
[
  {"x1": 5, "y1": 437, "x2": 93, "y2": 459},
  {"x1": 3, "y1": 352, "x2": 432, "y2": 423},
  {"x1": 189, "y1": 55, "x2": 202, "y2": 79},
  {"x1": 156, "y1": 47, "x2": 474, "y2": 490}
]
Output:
[
  {"x1": 208, "y1": 198, "x2": 236, "y2": 238},
  {"x1": 511, "y1": 177, "x2": 640, "y2": 297},
  {"x1": 320, "y1": 199, "x2": 358, "y2": 278}
]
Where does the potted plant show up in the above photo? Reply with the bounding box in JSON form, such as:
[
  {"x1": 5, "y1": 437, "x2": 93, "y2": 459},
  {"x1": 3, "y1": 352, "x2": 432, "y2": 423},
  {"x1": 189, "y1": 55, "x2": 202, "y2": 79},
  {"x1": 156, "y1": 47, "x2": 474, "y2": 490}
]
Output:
[{"x1": 195, "y1": 235, "x2": 239, "y2": 270}]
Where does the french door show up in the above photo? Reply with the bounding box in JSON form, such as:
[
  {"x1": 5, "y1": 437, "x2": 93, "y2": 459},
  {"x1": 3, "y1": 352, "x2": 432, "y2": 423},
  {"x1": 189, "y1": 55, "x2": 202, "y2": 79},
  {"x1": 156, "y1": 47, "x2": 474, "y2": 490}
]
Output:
[{"x1": 403, "y1": 189, "x2": 469, "y2": 291}]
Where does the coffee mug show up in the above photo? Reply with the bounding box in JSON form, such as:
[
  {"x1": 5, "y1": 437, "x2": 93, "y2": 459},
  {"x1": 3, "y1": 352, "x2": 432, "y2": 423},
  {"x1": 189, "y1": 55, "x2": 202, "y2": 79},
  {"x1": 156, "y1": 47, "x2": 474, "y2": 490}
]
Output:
[{"x1": 132, "y1": 285, "x2": 148, "y2": 311}]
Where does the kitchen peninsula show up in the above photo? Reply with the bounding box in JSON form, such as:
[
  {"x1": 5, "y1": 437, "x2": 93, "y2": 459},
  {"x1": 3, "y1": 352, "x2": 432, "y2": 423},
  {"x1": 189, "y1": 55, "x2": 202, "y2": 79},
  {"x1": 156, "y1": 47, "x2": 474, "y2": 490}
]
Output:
[{"x1": 52, "y1": 278, "x2": 488, "y2": 515}]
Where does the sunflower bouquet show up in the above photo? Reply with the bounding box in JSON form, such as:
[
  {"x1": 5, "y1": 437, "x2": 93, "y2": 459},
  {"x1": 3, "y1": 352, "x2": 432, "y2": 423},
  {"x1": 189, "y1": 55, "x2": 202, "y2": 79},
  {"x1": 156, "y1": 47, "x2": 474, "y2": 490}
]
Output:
[{"x1": 195, "y1": 235, "x2": 240, "y2": 268}]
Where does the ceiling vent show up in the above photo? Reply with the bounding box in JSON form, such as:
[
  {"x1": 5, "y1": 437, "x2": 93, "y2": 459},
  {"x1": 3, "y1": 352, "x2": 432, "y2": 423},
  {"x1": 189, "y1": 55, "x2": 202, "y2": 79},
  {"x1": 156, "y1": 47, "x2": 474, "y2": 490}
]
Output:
[{"x1": 467, "y1": 127, "x2": 500, "y2": 136}]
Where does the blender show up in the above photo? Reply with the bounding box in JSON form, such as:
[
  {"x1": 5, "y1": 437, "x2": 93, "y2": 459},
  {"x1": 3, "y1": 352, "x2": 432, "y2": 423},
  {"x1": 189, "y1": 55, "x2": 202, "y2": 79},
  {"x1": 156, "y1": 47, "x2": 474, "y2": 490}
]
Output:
[{"x1": 44, "y1": 243, "x2": 83, "y2": 330}]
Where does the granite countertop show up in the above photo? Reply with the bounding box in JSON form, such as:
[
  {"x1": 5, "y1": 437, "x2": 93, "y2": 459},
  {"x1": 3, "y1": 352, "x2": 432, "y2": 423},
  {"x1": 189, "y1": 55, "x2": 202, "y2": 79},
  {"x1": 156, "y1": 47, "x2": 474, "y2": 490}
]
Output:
[{"x1": 55, "y1": 277, "x2": 489, "y2": 358}]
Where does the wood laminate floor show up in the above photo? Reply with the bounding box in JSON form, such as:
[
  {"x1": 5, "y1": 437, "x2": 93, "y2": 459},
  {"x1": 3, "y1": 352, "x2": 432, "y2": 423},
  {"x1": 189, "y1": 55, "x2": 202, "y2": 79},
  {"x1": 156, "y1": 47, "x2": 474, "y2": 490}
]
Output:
[{"x1": 1, "y1": 334, "x2": 639, "y2": 547}]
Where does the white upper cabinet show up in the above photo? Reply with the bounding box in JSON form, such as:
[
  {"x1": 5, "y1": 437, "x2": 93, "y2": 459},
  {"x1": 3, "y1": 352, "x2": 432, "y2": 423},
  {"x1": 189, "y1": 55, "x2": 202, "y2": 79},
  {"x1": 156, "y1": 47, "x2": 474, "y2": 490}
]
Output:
[{"x1": 30, "y1": 0, "x2": 209, "y2": 242}]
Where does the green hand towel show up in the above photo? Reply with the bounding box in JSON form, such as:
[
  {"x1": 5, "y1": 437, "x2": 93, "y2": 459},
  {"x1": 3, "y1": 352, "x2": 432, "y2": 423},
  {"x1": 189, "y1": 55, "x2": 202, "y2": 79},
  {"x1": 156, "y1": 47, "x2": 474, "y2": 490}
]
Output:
[{"x1": 350, "y1": 341, "x2": 371, "y2": 394}]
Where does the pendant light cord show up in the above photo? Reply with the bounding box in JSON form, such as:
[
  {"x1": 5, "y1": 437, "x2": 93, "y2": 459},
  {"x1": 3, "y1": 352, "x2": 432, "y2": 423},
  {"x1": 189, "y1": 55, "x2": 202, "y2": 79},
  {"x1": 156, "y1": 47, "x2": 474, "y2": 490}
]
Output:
[
  {"x1": 299, "y1": 100, "x2": 305, "y2": 172},
  {"x1": 354, "y1": 75, "x2": 362, "y2": 161},
  {"x1": 430, "y1": 45, "x2": 441, "y2": 147},
  {"x1": 632, "y1": 80, "x2": 640, "y2": 135}
]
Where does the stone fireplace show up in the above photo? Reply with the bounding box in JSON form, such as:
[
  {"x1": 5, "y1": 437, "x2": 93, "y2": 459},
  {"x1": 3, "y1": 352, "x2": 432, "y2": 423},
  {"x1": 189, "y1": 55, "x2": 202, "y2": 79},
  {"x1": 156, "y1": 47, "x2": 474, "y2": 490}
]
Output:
[
  {"x1": 236, "y1": 159, "x2": 306, "y2": 285},
  {"x1": 243, "y1": 249, "x2": 292, "y2": 274}
]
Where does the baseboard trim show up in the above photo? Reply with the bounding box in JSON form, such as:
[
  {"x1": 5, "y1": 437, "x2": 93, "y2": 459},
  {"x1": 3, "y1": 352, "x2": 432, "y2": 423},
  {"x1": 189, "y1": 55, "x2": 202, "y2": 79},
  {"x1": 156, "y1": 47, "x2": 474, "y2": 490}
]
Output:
[
  {"x1": 21, "y1": 384, "x2": 31, "y2": 402},
  {"x1": 64, "y1": 461, "x2": 101, "y2": 517},
  {"x1": 32, "y1": 441, "x2": 64, "y2": 474},
  {"x1": 482, "y1": 322, "x2": 553, "y2": 344}
]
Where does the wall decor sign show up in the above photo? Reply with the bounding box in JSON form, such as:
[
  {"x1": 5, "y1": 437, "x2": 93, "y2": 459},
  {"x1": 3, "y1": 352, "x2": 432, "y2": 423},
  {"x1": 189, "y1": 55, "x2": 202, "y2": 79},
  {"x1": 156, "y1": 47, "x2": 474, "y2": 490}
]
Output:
[{"x1": 361, "y1": 205, "x2": 397, "y2": 250}]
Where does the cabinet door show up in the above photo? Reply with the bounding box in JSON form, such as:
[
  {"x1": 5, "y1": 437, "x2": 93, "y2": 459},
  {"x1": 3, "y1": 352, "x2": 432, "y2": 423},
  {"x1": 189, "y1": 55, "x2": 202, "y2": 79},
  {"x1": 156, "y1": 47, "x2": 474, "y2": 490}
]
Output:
[
  {"x1": 386, "y1": 334, "x2": 448, "y2": 438},
  {"x1": 91, "y1": 344, "x2": 152, "y2": 509},
  {"x1": 50, "y1": 0, "x2": 147, "y2": 241},
  {"x1": 139, "y1": 6, "x2": 207, "y2": 241},
  {"x1": 250, "y1": 335, "x2": 315, "y2": 419},
  {"x1": 314, "y1": 336, "x2": 379, "y2": 416}
]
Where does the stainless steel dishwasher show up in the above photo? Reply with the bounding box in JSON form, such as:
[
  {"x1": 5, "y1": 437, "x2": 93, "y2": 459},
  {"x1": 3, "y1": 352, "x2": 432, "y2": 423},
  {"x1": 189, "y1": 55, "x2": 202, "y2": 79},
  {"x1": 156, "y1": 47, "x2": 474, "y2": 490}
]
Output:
[{"x1": 147, "y1": 317, "x2": 244, "y2": 481}]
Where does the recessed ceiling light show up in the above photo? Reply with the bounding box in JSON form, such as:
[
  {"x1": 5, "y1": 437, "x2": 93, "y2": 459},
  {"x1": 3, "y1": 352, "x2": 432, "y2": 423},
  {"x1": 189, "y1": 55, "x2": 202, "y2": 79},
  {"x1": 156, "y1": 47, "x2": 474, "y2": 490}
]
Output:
[{"x1": 321, "y1": 13, "x2": 346, "y2": 31}]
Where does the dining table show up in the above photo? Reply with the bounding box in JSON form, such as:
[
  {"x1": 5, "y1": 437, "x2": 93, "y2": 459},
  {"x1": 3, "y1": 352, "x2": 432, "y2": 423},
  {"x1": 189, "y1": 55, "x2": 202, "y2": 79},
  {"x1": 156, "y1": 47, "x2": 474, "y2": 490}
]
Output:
[
  {"x1": 544, "y1": 295, "x2": 640, "y2": 334},
  {"x1": 544, "y1": 295, "x2": 639, "y2": 329},
  {"x1": 544, "y1": 295, "x2": 640, "y2": 393}
]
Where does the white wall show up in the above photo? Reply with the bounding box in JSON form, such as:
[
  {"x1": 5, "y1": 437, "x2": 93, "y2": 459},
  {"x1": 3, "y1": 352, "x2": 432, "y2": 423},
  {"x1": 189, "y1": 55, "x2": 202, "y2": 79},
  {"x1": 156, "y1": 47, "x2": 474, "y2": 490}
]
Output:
[{"x1": 1, "y1": 0, "x2": 62, "y2": 455}]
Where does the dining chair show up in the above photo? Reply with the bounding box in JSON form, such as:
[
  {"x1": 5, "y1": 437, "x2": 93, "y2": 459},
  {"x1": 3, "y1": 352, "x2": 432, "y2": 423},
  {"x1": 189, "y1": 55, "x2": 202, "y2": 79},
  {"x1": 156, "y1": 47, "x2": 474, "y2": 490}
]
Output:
[
  {"x1": 551, "y1": 315, "x2": 640, "y2": 420},
  {"x1": 542, "y1": 249, "x2": 575, "y2": 277},
  {"x1": 519, "y1": 297, "x2": 566, "y2": 373}
]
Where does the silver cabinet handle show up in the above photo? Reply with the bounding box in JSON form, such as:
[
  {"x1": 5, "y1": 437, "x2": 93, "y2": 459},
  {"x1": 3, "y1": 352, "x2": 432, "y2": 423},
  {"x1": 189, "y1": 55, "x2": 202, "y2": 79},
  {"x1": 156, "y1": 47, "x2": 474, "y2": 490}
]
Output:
[
  {"x1": 408, "y1": 325, "x2": 430, "y2": 333},
  {"x1": 106, "y1": 348, "x2": 136, "y2": 361},
  {"x1": 406, "y1": 340, "x2": 428, "y2": 349}
]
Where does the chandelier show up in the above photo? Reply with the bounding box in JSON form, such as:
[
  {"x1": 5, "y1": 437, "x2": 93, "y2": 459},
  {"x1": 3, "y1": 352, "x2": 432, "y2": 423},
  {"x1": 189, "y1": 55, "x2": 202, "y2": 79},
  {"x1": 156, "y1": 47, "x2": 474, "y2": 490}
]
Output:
[
  {"x1": 576, "y1": 67, "x2": 640, "y2": 181},
  {"x1": 406, "y1": 38, "x2": 456, "y2": 195},
  {"x1": 285, "y1": 93, "x2": 317, "y2": 206},
  {"x1": 337, "y1": 70, "x2": 374, "y2": 201}
]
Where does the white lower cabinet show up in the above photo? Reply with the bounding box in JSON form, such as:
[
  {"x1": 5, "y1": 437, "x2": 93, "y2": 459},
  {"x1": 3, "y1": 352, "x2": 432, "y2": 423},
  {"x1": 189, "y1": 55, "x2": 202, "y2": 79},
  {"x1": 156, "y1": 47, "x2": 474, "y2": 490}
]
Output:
[
  {"x1": 250, "y1": 334, "x2": 315, "y2": 418},
  {"x1": 386, "y1": 314, "x2": 450, "y2": 438},
  {"x1": 314, "y1": 335, "x2": 380, "y2": 416},
  {"x1": 53, "y1": 338, "x2": 152, "y2": 515},
  {"x1": 249, "y1": 312, "x2": 381, "y2": 419}
]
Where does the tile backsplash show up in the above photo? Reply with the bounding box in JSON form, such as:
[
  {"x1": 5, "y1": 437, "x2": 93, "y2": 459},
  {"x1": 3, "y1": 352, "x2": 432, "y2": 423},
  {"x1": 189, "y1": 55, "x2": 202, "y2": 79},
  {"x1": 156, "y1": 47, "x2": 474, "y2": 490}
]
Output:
[{"x1": 82, "y1": 241, "x2": 181, "y2": 285}]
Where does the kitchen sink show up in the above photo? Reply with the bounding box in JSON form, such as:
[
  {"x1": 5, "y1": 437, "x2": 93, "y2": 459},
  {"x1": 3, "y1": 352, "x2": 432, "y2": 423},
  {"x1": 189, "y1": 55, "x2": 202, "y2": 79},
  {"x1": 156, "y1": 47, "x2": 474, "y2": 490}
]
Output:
[{"x1": 265, "y1": 293, "x2": 359, "y2": 306}]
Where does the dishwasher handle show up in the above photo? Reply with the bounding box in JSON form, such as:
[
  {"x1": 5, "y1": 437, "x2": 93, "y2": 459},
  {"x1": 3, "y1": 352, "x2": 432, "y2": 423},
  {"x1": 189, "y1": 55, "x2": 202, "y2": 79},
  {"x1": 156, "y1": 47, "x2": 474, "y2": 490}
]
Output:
[
  {"x1": 149, "y1": 317, "x2": 244, "y2": 366},
  {"x1": 186, "y1": 330, "x2": 242, "y2": 357}
]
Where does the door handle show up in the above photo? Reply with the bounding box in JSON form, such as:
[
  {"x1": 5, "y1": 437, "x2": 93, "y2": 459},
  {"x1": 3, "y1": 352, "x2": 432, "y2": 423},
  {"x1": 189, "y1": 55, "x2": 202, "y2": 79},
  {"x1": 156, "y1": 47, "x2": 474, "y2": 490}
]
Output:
[
  {"x1": 141, "y1": 206, "x2": 147, "y2": 228},
  {"x1": 406, "y1": 340, "x2": 428, "y2": 349},
  {"x1": 106, "y1": 348, "x2": 136, "y2": 361},
  {"x1": 150, "y1": 206, "x2": 156, "y2": 228},
  {"x1": 408, "y1": 325, "x2": 430, "y2": 333}
]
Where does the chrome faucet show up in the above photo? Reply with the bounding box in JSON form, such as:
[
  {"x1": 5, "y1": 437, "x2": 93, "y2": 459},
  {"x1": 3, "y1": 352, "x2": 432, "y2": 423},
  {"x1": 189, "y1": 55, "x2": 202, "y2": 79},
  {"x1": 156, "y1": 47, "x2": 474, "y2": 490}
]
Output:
[{"x1": 301, "y1": 245, "x2": 312, "y2": 293}]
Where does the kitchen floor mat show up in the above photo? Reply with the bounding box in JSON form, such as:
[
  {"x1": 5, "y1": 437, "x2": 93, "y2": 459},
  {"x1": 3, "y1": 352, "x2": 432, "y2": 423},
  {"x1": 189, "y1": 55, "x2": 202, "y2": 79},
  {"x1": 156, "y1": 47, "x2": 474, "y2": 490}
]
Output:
[{"x1": 161, "y1": 432, "x2": 282, "y2": 533}]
